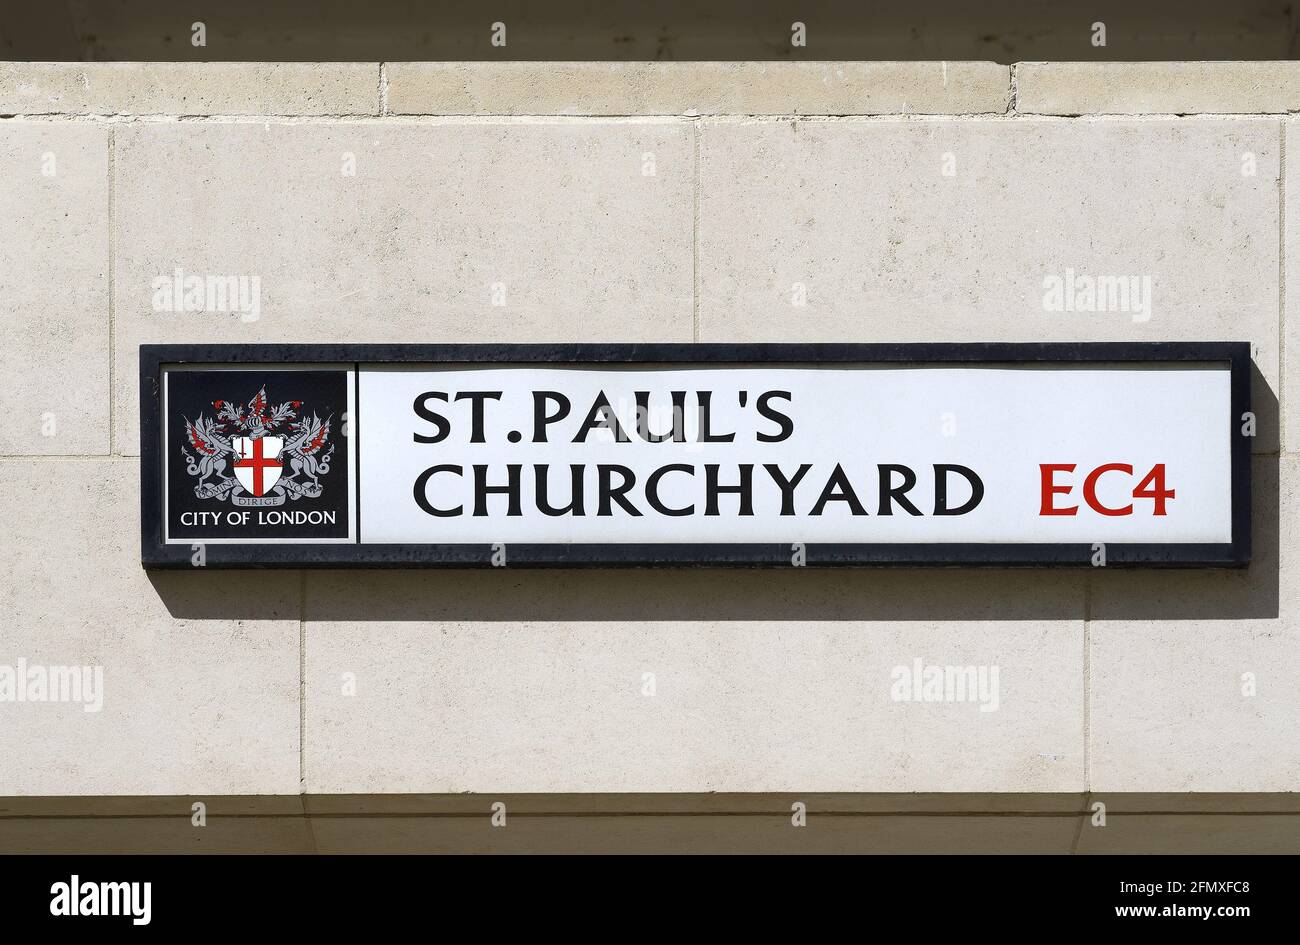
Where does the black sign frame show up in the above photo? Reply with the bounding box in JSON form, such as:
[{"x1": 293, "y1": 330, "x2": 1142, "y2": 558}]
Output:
[{"x1": 140, "y1": 342, "x2": 1252, "y2": 569}]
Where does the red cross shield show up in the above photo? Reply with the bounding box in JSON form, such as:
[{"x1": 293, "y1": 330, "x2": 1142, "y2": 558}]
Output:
[{"x1": 232, "y1": 435, "x2": 284, "y2": 496}]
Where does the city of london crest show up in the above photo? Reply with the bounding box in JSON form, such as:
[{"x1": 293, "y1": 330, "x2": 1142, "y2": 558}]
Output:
[{"x1": 181, "y1": 386, "x2": 334, "y2": 507}]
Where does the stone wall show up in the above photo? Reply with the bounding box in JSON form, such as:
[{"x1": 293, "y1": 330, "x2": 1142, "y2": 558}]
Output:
[{"x1": 0, "y1": 62, "x2": 1295, "y2": 796}]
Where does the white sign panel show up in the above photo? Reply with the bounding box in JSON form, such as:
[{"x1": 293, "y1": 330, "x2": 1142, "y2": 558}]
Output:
[{"x1": 359, "y1": 364, "x2": 1231, "y2": 544}]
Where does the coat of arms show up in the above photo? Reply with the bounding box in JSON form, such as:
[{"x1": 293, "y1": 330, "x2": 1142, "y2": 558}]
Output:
[{"x1": 181, "y1": 386, "x2": 334, "y2": 507}]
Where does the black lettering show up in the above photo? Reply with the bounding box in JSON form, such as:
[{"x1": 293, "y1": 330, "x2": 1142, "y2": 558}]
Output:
[
  {"x1": 532, "y1": 391, "x2": 570, "y2": 443},
  {"x1": 705, "y1": 464, "x2": 754, "y2": 516},
  {"x1": 756, "y1": 391, "x2": 794, "y2": 442},
  {"x1": 472, "y1": 464, "x2": 522, "y2": 516},
  {"x1": 413, "y1": 392, "x2": 450, "y2": 443},
  {"x1": 934, "y1": 464, "x2": 984, "y2": 515},
  {"x1": 810, "y1": 464, "x2": 868, "y2": 516},
  {"x1": 413, "y1": 464, "x2": 463, "y2": 516},
  {"x1": 645, "y1": 464, "x2": 695, "y2": 516},
  {"x1": 635, "y1": 391, "x2": 686, "y2": 442},
  {"x1": 454, "y1": 391, "x2": 502, "y2": 443},
  {"x1": 574, "y1": 392, "x2": 631, "y2": 443},
  {"x1": 598, "y1": 465, "x2": 642, "y2": 516},
  {"x1": 535, "y1": 464, "x2": 584, "y2": 516},
  {"x1": 762, "y1": 463, "x2": 812, "y2": 515},
  {"x1": 697, "y1": 391, "x2": 735, "y2": 442},
  {"x1": 878, "y1": 464, "x2": 922, "y2": 516}
]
